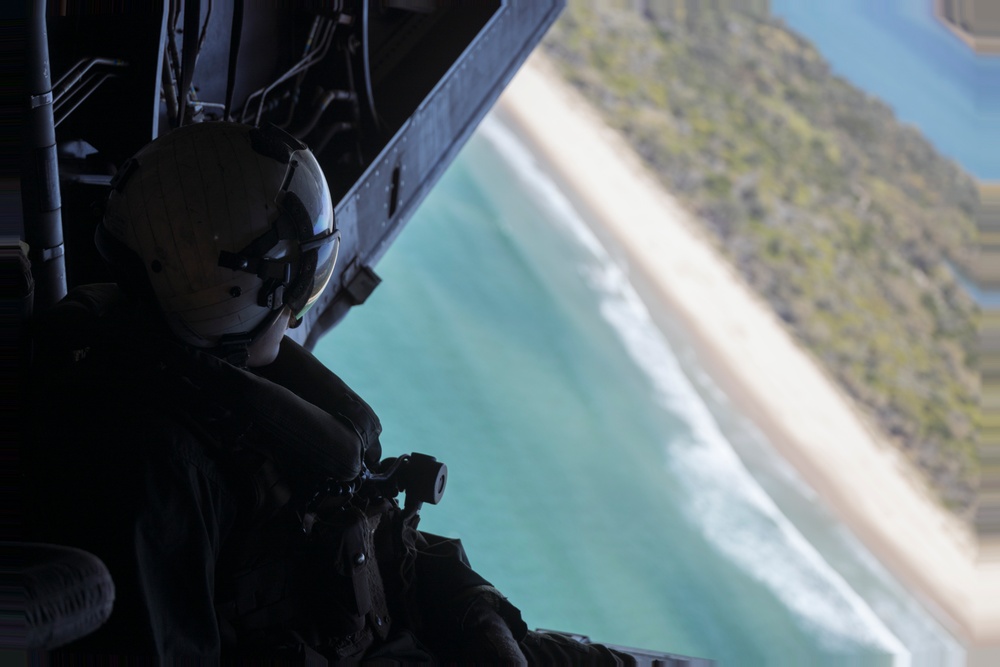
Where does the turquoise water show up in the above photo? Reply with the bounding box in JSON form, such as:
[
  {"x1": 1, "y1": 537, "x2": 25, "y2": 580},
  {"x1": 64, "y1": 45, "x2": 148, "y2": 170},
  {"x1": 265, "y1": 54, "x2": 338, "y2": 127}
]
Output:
[
  {"x1": 770, "y1": 0, "x2": 1000, "y2": 180},
  {"x1": 316, "y1": 117, "x2": 963, "y2": 665},
  {"x1": 311, "y1": 3, "x2": 989, "y2": 663}
]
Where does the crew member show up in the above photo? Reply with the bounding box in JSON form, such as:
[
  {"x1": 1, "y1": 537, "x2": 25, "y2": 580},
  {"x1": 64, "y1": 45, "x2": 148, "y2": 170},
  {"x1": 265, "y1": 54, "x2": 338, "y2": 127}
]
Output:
[{"x1": 26, "y1": 121, "x2": 631, "y2": 665}]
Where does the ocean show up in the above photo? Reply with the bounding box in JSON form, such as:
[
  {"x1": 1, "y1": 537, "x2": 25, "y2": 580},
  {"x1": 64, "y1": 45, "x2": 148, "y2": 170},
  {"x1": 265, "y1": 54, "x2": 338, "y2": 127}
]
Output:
[{"x1": 314, "y1": 114, "x2": 965, "y2": 665}]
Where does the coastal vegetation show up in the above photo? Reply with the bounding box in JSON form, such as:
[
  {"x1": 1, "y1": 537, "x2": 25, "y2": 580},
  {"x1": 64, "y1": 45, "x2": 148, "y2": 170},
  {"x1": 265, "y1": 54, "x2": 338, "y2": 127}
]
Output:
[{"x1": 543, "y1": 1, "x2": 981, "y2": 516}]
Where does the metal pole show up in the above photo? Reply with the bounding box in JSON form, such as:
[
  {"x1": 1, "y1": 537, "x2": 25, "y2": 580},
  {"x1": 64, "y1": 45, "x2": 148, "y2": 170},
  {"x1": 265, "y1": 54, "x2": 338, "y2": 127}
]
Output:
[{"x1": 22, "y1": 0, "x2": 66, "y2": 309}]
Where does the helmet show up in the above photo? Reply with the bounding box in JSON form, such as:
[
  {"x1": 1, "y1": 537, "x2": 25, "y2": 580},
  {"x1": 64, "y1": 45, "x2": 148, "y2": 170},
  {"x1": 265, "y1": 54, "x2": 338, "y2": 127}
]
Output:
[{"x1": 96, "y1": 122, "x2": 339, "y2": 349}]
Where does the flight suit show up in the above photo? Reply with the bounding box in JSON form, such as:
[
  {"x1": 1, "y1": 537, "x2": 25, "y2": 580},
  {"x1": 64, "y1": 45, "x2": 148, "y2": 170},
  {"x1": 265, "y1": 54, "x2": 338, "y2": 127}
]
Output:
[{"x1": 25, "y1": 284, "x2": 631, "y2": 665}]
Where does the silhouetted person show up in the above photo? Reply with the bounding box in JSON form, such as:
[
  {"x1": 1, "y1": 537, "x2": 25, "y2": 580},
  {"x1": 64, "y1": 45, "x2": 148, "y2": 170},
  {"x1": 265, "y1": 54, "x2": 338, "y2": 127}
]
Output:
[{"x1": 26, "y1": 121, "x2": 632, "y2": 665}]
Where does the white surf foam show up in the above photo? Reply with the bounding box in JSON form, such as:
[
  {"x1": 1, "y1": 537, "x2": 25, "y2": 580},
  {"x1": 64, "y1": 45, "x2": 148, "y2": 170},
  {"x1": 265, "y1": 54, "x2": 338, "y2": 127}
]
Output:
[{"x1": 477, "y1": 113, "x2": 913, "y2": 665}]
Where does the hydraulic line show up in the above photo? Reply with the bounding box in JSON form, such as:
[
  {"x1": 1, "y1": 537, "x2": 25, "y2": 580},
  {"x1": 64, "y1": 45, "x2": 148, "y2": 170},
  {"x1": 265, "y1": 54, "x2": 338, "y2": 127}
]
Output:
[
  {"x1": 292, "y1": 89, "x2": 355, "y2": 140},
  {"x1": 52, "y1": 57, "x2": 125, "y2": 102},
  {"x1": 165, "y1": 1, "x2": 183, "y2": 126},
  {"x1": 197, "y1": 0, "x2": 213, "y2": 56},
  {"x1": 242, "y1": 18, "x2": 336, "y2": 126},
  {"x1": 361, "y1": 0, "x2": 380, "y2": 129},
  {"x1": 54, "y1": 74, "x2": 115, "y2": 127},
  {"x1": 178, "y1": 0, "x2": 202, "y2": 125},
  {"x1": 49, "y1": 56, "x2": 127, "y2": 128},
  {"x1": 278, "y1": 17, "x2": 325, "y2": 129},
  {"x1": 162, "y1": 51, "x2": 180, "y2": 121},
  {"x1": 240, "y1": 16, "x2": 326, "y2": 123}
]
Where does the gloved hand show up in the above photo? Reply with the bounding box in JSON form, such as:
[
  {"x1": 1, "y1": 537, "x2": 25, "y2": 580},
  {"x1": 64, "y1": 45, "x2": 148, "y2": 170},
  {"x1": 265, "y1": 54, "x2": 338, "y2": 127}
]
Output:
[
  {"x1": 363, "y1": 435, "x2": 383, "y2": 470},
  {"x1": 457, "y1": 588, "x2": 528, "y2": 666}
]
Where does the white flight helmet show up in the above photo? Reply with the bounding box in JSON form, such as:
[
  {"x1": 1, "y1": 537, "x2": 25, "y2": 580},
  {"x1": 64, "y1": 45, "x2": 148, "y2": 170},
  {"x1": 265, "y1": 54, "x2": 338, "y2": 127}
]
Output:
[{"x1": 97, "y1": 122, "x2": 339, "y2": 352}]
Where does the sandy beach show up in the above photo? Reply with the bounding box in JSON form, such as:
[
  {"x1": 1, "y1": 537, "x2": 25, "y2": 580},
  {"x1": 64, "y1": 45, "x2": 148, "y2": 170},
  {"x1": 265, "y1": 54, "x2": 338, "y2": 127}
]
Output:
[{"x1": 496, "y1": 52, "x2": 1000, "y2": 657}]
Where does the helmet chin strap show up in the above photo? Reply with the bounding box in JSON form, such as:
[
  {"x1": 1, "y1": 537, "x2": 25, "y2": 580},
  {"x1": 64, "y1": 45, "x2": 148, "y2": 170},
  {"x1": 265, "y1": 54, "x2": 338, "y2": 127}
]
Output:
[{"x1": 217, "y1": 308, "x2": 286, "y2": 367}]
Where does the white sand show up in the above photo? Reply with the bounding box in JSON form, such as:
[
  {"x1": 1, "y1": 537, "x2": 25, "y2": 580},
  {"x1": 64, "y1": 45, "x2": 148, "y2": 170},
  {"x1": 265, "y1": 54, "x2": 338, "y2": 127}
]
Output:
[{"x1": 496, "y1": 52, "x2": 1000, "y2": 649}]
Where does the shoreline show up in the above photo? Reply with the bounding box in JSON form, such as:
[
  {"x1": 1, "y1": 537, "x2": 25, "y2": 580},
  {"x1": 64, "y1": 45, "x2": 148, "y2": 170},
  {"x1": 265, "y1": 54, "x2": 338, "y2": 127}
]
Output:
[{"x1": 496, "y1": 52, "x2": 1000, "y2": 653}]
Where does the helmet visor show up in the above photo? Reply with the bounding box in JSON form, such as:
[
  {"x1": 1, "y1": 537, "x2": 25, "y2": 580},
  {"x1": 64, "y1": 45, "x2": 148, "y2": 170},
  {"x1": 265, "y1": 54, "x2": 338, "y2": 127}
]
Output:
[
  {"x1": 296, "y1": 225, "x2": 338, "y2": 320},
  {"x1": 288, "y1": 149, "x2": 337, "y2": 320}
]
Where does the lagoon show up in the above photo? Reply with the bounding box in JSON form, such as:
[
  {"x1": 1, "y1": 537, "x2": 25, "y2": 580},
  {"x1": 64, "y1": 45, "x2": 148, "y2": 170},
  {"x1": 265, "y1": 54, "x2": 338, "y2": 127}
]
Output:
[{"x1": 770, "y1": 0, "x2": 999, "y2": 180}]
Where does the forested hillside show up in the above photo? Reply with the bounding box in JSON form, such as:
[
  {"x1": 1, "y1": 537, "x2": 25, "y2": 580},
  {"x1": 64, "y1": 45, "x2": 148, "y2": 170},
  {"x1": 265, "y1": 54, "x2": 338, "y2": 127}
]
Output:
[{"x1": 543, "y1": 1, "x2": 981, "y2": 516}]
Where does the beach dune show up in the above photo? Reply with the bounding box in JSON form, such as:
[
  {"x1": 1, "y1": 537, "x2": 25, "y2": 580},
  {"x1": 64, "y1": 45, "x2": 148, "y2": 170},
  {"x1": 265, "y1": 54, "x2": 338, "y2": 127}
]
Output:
[{"x1": 496, "y1": 52, "x2": 1000, "y2": 658}]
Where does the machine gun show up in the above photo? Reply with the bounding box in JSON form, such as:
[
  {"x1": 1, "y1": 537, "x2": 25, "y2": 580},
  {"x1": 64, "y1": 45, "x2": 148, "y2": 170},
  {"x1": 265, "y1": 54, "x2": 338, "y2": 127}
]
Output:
[
  {"x1": 362, "y1": 453, "x2": 448, "y2": 517},
  {"x1": 297, "y1": 458, "x2": 716, "y2": 666},
  {"x1": 300, "y1": 452, "x2": 448, "y2": 535}
]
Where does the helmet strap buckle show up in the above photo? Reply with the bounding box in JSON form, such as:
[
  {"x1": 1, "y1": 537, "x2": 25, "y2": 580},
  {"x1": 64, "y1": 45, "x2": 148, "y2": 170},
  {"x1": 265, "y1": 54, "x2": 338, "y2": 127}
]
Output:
[
  {"x1": 218, "y1": 332, "x2": 253, "y2": 367},
  {"x1": 258, "y1": 279, "x2": 286, "y2": 310}
]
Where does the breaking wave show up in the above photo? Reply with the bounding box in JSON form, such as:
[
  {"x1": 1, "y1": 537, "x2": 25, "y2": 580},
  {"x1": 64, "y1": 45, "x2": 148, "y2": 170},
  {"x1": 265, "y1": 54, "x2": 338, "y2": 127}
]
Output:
[{"x1": 478, "y1": 113, "x2": 912, "y2": 666}]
